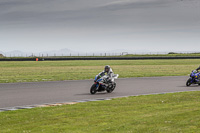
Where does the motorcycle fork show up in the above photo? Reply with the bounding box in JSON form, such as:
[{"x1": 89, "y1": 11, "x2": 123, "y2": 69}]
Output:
[{"x1": 96, "y1": 83, "x2": 100, "y2": 91}]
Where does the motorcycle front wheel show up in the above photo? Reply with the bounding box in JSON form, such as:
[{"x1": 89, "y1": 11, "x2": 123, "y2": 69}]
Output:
[
  {"x1": 186, "y1": 79, "x2": 192, "y2": 86},
  {"x1": 90, "y1": 84, "x2": 97, "y2": 94}
]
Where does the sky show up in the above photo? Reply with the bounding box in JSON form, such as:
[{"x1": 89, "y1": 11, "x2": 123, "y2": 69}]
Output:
[{"x1": 0, "y1": 0, "x2": 200, "y2": 53}]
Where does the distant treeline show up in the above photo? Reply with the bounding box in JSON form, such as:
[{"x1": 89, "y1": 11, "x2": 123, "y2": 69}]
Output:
[{"x1": 0, "y1": 54, "x2": 4, "y2": 57}]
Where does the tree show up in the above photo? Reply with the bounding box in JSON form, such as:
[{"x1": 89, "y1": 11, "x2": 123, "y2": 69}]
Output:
[{"x1": 0, "y1": 54, "x2": 4, "y2": 57}]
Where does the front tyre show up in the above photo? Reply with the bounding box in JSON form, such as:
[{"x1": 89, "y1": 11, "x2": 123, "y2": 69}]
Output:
[
  {"x1": 90, "y1": 84, "x2": 97, "y2": 94},
  {"x1": 186, "y1": 79, "x2": 192, "y2": 86}
]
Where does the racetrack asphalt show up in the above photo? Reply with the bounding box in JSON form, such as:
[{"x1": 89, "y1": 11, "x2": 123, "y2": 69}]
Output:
[{"x1": 0, "y1": 76, "x2": 199, "y2": 109}]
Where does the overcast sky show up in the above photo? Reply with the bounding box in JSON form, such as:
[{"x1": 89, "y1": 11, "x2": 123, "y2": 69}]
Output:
[{"x1": 0, "y1": 0, "x2": 200, "y2": 53}]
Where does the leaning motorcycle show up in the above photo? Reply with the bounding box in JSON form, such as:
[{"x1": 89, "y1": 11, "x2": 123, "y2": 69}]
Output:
[
  {"x1": 90, "y1": 73, "x2": 119, "y2": 94},
  {"x1": 186, "y1": 70, "x2": 200, "y2": 86}
]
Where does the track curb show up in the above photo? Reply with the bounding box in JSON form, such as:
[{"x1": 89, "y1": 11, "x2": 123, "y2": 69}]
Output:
[{"x1": 0, "y1": 90, "x2": 199, "y2": 112}]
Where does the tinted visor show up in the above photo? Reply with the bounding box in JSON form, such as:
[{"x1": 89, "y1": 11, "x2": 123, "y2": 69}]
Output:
[{"x1": 105, "y1": 68, "x2": 109, "y2": 72}]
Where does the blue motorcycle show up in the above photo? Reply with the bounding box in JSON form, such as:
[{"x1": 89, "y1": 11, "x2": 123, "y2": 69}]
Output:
[
  {"x1": 90, "y1": 73, "x2": 119, "y2": 94},
  {"x1": 186, "y1": 70, "x2": 200, "y2": 86}
]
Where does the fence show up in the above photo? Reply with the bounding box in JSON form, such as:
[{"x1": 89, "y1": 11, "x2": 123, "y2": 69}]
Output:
[
  {"x1": 3, "y1": 51, "x2": 200, "y2": 58},
  {"x1": 1, "y1": 56, "x2": 200, "y2": 61},
  {"x1": 3, "y1": 53, "x2": 124, "y2": 57}
]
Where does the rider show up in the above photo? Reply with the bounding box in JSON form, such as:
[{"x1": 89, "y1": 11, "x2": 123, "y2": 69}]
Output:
[
  {"x1": 195, "y1": 66, "x2": 200, "y2": 80},
  {"x1": 97, "y1": 65, "x2": 114, "y2": 84},
  {"x1": 196, "y1": 66, "x2": 200, "y2": 71}
]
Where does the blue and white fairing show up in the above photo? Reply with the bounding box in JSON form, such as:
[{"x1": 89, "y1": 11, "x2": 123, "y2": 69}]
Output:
[
  {"x1": 94, "y1": 74, "x2": 119, "y2": 84},
  {"x1": 95, "y1": 75, "x2": 103, "y2": 82}
]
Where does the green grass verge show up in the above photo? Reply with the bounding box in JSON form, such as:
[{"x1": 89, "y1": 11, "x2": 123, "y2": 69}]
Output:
[
  {"x1": 0, "y1": 59, "x2": 198, "y2": 83},
  {"x1": 1, "y1": 91, "x2": 200, "y2": 132}
]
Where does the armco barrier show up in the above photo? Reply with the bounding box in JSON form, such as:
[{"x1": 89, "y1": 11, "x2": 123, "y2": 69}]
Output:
[
  {"x1": 1, "y1": 56, "x2": 200, "y2": 61},
  {"x1": 0, "y1": 58, "x2": 36, "y2": 61}
]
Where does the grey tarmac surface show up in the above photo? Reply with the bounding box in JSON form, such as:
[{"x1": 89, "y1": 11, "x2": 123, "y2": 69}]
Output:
[{"x1": 0, "y1": 76, "x2": 199, "y2": 109}]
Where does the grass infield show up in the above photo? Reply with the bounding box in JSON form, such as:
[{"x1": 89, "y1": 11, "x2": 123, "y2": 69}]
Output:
[
  {"x1": 1, "y1": 59, "x2": 200, "y2": 132},
  {"x1": 0, "y1": 59, "x2": 199, "y2": 83},
  {"x1": 0, "y1": 91, "x2": 200, "y2": 132}
]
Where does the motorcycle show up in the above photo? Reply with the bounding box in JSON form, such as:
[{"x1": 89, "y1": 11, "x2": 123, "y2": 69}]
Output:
[
  {"x1": 186, "y1": 70, "x2": 200, "y2": 86},
  {"x1": 90, "y1": 73, "x2": 119, "y2": 94}
]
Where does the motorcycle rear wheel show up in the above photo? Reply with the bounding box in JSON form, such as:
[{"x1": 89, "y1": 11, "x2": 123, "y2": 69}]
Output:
[
  {"x1": 106, "y1": 90, "x2": 112, "y2": 93},
  {"x1": 90, "y1": 84, "x2": 97, "y2": 94},
  {"x1": 106, "y1": 82, "x2": 116, "y2": 93},
  {"x1": 112, "y1": 82, "x2": 116, "y2": 91}
]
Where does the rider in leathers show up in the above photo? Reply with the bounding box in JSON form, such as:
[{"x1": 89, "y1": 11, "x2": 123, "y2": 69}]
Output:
[
  {"x1": 196, "y1": 66, "x2": 200, "y2": 71},
  {"x1": 97, "y1": 65, "x2": 114, "y2": 84},
  {"x1": 195, "y1": 66, "x2": 200, "y2": 80}
]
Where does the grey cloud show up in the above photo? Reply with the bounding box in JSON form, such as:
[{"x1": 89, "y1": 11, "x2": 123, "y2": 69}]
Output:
[
  {"x1": 98, "y1": 0, "x2": 170, "y2": 11},
  {"x1": 0, "y1": 1, "x2": 26, "y2": 7},
  {"x1": 0, "y1": 0, "x2": 199, "y2": 52},
  {"x1": 0, "y1": 0, "x2": 177, "y2": 28}
]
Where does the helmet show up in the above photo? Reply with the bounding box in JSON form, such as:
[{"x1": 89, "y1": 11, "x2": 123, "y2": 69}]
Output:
[
  {"x1": 104, "y1": 65, "x2": 110, "y2": 72},
  {"x1": 193, "y1": 70, "x2": 197, "y2": 73}
]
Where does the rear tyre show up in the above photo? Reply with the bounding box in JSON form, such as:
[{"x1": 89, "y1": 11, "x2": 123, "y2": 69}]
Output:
[
  {"x1": 90, "y1": 84, "x2": 97, "y2": 94},
  {"x1": 106, "y1": 82, "x2": 116, "y2": 93},
  {"x1": 186, "y1": 79, "x2": 192, "y2": 86},
  {"x1": 106, "y1": 89, "x2": 112, "y2": 93},
  {"x1": 112, "y1": 82, "x2": 116, "y2": 91}
]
